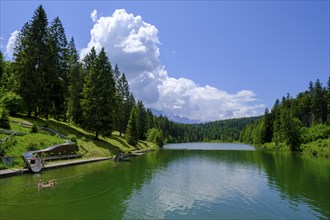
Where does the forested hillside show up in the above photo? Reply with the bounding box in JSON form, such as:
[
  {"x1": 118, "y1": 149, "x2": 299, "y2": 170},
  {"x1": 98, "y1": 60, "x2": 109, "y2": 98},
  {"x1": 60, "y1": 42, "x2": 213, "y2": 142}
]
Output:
[
  {"x1": 240, "y1": 78, "x2": 330, "y2": 157},
  {"x1": 157, "y1": 116, "x2": 260, "y2": 143}
]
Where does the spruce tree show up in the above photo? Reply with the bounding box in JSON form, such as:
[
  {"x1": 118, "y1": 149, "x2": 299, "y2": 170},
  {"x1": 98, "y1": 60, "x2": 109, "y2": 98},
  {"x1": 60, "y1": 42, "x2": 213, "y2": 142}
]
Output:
[
  {"x1": 136, "y1": 100, "x2": 147, "y2": 140},
  {"x1": 126, "y1": 106, "x2": 138, "y2": 146},
  {"x1": 82, "y1": 47, "x2": 97, "y2": 76},
  {"x1": 67, "y1": 37, "x2": 83, "y2": 124},
  {"x1": 280, "y1": 108, "x2": 302, "y2": 152},
  {"x1": 0, "y1": 51, "x2": 3, "y2": 82},
  {"x1": 48, "y1": 16, "x2": 69, "y2": 119},
  {"x1": 312, "y1": 79, "x2": 327, "y2": 124},
  {"x1": 327, "y1": 77, "x2": 330, "y2": 124},
  {"x1": 81, "y1": 48, "x2": 115, "y2": 139},
  {"x1": 13, "y1": 5, "x2": 49, "y2": 116}
]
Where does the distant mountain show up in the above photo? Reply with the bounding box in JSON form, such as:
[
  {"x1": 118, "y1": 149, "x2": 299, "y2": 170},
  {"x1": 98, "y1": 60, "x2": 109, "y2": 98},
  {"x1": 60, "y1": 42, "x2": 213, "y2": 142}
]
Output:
[
  {"x1": 168, "y1": 115, "x2": 202, "y2": 124},
  {"x1": 150, "y1": 108, "x2": 202, "y2": 124}
]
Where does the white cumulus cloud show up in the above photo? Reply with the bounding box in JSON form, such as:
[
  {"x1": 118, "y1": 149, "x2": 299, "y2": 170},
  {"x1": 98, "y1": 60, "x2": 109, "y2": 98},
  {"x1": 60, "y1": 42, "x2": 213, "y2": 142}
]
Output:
[
  {"x1": 6, "y1": 30, "x2": 19, "y2": 59},
  {"x1": 81, "y1": 9, "x2": 264, "y2": 122},
  {"x1": 91, "y1": 9, "x2": 98, "y2": 22}
]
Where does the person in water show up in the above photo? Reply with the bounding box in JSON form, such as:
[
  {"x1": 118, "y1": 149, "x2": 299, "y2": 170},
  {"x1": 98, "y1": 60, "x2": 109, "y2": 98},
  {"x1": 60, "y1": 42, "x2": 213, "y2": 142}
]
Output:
[
  {"x1": 38, "y1": 179, "x2": 57, "y2": 188},
  {"x1": 38, "y1": 179, "x2": 43, "y2": 188}
]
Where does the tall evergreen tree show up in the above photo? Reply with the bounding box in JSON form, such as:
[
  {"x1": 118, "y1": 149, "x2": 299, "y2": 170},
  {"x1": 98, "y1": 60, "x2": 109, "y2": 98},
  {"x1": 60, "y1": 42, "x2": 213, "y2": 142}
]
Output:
[
  {"x1": 311, "y1": 79, "x2": 327, "y2": 124},
  {"x1": 136, "y1": 100, "x2": 147, "y2": 140},
  {"x1": 0, "y1": 51, "x2": 3, "y2": 82},
  {"x1": 48, "y1": 16, "x2": 69, "y2": 119},
  {"x1": 126, "y1": 106, "x2": 138, "y2": 146},
  {"x1": 115, "y1": 72, "x2": 130, "y2": 136},
  {"x1": 145, "y1": 108, "x2": 155, "y2": 131},
  {"x1": 67, "y1": 37, "x2": 83, "y2": 124},
  {"x1": 280, "y1": 108, "x2": 302, "y2": 152},
  {"x1": 82, "y1": 47, "x2": 97, "y2": 76},
  {"x1": 262, "y1": 108, "x2": 273, "y2": 143},
  {"x1": 272, "y1": 99, "x2": 282, "y2": 145},
  {"x1": 327, "y1": 77, "x2": 330, "y2": 124},
  {"x1": 13, "y1": 5, "x2": 49, "y2": 116},
  {"x1": 81, "y1": 48, "x2": 115, "y2": 139}
]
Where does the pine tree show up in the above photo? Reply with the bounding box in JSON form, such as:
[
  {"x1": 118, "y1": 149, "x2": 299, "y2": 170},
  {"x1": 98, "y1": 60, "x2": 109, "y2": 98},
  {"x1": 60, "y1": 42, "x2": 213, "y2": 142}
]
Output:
[
  {"x1": 126, "y1": 106, "x2": 138, "y2": 146},
  {"x1": 113, "y1": 65, "x2": 122, "y2": 134},
  {"x1": 145, "y1": 108, "x2": 154, "y2": 130},
  {"x1": 82, "y1": 47, "x2": 97, "y2": 76},
  {"x1": 280, "y1": 108, "x2": 302, "y2": 152},
  {"x1": 136, "y1": 100, "x2": 147, "y2": 140},
  {"x1": 48, "y1": 16, "x2": 69, "y2": 119},
  {"x1": 272, "y1": 99, "x2": 282, "y2": 145},
  {"x1": 327, "y1": 77, "x2": 330, "y2": 124},
  {"x1": 81, "y1": 48, "x2": 115, "y2": 139},
  {"x1": 124, "y1": 92, "x2": 136, "y2": 132},
  {"x1": 67, "y1": 37, "x2": 83, "y2": 124},
  {"x1": 312, "y1": 79, "x2": 327, "y2": 124},
  {"x1": 0, "y1": 51, "x2": 3, "y2": 82},
  {"x1": 13, "y1": 5, "x2": 49, "y2": 116}
]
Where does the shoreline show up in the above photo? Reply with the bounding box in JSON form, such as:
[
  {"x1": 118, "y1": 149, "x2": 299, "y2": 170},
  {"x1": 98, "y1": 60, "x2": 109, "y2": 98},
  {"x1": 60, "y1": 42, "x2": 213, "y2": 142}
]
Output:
[{"x1": 0, "y1": 157, "x2": 112, "y2": 178}]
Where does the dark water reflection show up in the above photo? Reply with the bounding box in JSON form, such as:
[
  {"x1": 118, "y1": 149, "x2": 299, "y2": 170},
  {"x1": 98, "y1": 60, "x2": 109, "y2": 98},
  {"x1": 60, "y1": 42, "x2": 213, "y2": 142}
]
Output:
[{"x1": 0, "y1": 143, "x2": 329, "y2": 219}]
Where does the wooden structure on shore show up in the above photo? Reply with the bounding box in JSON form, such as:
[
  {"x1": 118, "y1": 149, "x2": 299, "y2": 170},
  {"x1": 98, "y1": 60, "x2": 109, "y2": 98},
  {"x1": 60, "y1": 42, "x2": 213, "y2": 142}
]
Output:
[{"x1": 22, "y1": 141, "x2": 81, "y2": 173}]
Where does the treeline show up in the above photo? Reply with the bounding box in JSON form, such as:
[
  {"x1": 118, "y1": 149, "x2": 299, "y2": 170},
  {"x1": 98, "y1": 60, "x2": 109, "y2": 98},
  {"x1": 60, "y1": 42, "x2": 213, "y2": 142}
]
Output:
[
  {"x1": 158, "y1": 116, "x2": 260, "y2": 143},
  {"x1": 0, "y1": 5, "x2": 164, "y2": 146},
  {"x1": 240, "y1": 78, "x2": 330, "y2": 153}
]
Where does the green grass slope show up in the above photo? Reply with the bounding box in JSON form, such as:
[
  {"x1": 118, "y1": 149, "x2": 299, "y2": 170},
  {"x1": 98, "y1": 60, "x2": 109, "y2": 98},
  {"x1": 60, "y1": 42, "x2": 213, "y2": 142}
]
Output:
[{"x1": 0, "y1": 117, "x2": 158, "y2": 169}]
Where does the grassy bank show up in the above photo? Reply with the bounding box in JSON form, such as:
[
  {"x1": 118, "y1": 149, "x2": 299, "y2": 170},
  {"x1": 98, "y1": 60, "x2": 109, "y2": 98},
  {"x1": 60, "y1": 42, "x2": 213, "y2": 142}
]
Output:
[
  {"x1": 0, "y1": 117, "x2": 158, "y2": 169},
  {"x1": 260, "y1": 139, "x2": 330, "y2": 158}
]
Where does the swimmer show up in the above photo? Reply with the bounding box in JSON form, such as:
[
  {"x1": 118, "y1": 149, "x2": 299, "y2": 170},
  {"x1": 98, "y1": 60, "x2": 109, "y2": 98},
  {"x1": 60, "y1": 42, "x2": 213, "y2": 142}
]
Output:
[
  {"x1": 38, "y1": 179, "x2": 57, "y2": 188},
  {"x1": 38, "y1": 179, "x2": 43, "y2": 188},
  {"x1": 47, "y1": 179, "x2": 57, "y2": 186}
]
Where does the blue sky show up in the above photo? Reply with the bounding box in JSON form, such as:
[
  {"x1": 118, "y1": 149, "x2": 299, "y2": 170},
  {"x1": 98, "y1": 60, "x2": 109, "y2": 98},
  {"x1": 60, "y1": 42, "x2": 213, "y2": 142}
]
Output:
[{"x1": 1, "y1": 1, "x2": 329, "y2": 122}]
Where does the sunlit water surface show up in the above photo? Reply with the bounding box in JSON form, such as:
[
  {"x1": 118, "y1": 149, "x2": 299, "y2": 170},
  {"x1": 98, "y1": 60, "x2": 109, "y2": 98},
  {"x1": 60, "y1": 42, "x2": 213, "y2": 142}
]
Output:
[{"x1": 1, "y1": 143, "x2": 329, "y2": 219}]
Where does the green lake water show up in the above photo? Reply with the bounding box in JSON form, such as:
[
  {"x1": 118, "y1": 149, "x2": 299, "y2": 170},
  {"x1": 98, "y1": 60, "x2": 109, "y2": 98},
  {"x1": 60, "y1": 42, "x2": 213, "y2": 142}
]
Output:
[{"x1": 0, "y1": 143, "x2": 329, "y2": 219}]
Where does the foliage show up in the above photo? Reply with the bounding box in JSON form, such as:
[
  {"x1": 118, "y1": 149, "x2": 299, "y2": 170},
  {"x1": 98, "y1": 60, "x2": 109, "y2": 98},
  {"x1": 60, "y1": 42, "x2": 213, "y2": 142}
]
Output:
[
  {"x1": 240, "y1": 78, "x2": 330, "y2": 156},
  {"x1": 0, "y1": 91, "x2": 23, "y2": 116},
  {"x1": 301, "y1": 124, "x2": 330, "y2": 143},
  {"x1": 126, "y1": 106, "x2": 138, "y2": 146},
  {"x1": 0, "y1": 107, "x2": 10, "y2": 129},
  {"x1": 1, "y1": 117, "x2": 158, "y2": 169},
  {"x1": 80, "y1": 48, "x2": 116, "y2": 139},
  {"x1": 147, "y1": 128, "x2": 164, "y2": 148},
  {"x1": 67, "y1": 37, "x2": 83, "y2": 124},
  {"x1": 136, "y1": 100, "x2": 147, "y2": 140},
  {"x1": 30, "y1": 124, "x2": 38, "y2": 133}
]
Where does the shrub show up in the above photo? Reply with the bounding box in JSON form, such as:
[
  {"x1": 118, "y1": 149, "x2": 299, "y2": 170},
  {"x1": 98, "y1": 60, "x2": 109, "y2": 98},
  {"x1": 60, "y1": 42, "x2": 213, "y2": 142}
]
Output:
[
  {"x1": 0, "y1": 92, "x2": 23, "y2": 116},
  {"x1": 147, "y1": 128, "x2": 164, "y2": 147},
  {"x1": 301, "y1": 124, "x2": 330, "y2": 143},
  {"x1": 67, "y1": 134, "x2": 77, "y2": 143},
  {"x1": 30, "y1": 124, "x2": 38, "y2": 133},
  {"x1": 0, "y1": 107, "x2": 10, "y2": 129}
]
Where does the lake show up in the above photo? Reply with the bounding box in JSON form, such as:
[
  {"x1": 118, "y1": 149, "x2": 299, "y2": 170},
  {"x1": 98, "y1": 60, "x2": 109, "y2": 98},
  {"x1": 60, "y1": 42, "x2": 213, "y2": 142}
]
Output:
[{"x1": 0, "y1": 143, "x2": 329, "y2": 219}]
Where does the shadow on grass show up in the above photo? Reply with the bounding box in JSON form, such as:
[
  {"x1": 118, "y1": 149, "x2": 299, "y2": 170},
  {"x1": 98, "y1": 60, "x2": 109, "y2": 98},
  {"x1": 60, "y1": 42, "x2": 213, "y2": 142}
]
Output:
[
  {"x1": 14, "y1": 117, "x2": 120, "y2": 156},
  {"x1": 110, "y1": 135, "x2": 132, "y2": 152}
]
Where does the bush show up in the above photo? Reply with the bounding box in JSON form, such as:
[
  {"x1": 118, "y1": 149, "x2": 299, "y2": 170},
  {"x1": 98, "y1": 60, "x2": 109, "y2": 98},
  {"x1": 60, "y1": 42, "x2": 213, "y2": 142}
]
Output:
[
  {"x1": 147, "y1": 128, "x2": 164, "y2": 147},
  {"x1": 67, "y1": 134, "x2": 77, "y2": 143},
  {"x1": 0, "y1": 92, "x2": 23, "y2": 116},
  {"x1": 301, "y1": 124, "x2": 330, "y2": 143},
  {"x1": 30, "y1": 124, "x2": 38, "y2": 133},
  {"x1": 0, "y1": 107, "x2": 10, "y2": 129}
]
